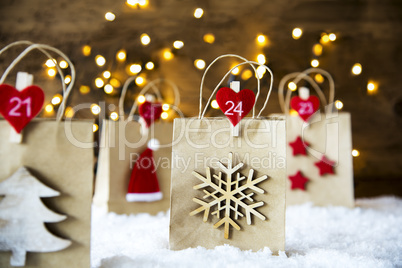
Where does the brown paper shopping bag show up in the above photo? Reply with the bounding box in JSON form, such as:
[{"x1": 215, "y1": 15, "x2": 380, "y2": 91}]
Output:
[
  {"x1": 169, "y1": 55, "x2": 286, "y2": 253},
  {"x1": 93, "y1": 78, "x2": 180, "y2": 215},
  {"x1": 0, "y1": 42, "x2": 93, "y2": 267},
  {"x1": 278, "y1": 68, "x2": 354, "y2": 207}
]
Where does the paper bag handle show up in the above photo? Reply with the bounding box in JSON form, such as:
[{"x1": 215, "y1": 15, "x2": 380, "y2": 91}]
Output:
[
  {"x1": 119, "y1": 76, "x2": 161, "y2": 121},
  {"x1": 198, "y1": 54, "x2": 260, "y2": 118},
  {"x1": 127, "y1": 78, "x2": 181, "y2": 121},
  {"x1": 278, "y1": 68, "x2": 335, "y2": 115},
  {"x1": 199, "y1": 55, "x2": 273, "y2": 119},
  {"x1": 0, "y1": 41, "x2": 75, "y2": 121}
]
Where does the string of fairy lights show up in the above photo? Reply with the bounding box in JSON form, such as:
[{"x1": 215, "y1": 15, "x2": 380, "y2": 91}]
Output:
[{"x1": 38, "y1": 0, "x2": 377, "y2": 158}]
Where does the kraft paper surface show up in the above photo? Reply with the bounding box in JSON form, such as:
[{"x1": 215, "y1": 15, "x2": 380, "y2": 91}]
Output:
[
  {"x1": 284, "y1": 112, "x2": 354, "y2": 207},
  {"x1": 0, "y1": 119, "x2": 94, "y2": 268},
  {"x1": 169, "y1": 117, "x2": 286, "y2": 253},
  {"x1": 93, "y1": 120, "x2": 173, "y2": 215}
]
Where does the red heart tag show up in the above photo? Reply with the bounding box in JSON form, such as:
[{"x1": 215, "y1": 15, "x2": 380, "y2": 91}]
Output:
[
  {"x1": 290, "y1": 96, "x2": 320, "y2": 122},
  {"x1": 216, "y1": 87, "x2": 255, "y2": 126},
  {"x1": 139, "y1": 101, "x2": 163, "y2": 127},
  {"x1": 0, "y1": 84, "x2": 45, "y2": 133}
]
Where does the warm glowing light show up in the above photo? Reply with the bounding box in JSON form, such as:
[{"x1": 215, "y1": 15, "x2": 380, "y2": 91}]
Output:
[
  {"x1": 335, "y1": 100, "x2": 343, "y2": 110},
  {"x1": 105, "y1": 12, "x2": 116, "y2": 21},
  {"x1": 163, "y1": 50, "x2": 174, "y2": 60},
  {"x1": 80, "y1": 85, "x2": 90, "y2": 94},
  {"x1": 320, "y1": 34, "x2": 330, "y2": 44},
  {"x1": 82, "y1": 45, "x2": 91, "y2": 56},
  {"x1": 95, "y1": 78, "x2": 104, "y2": 88},
  {"x1": 313, "y1": 43, "x2": 323, "y2": 56},
  {"x1": 367, "y1": 82, "x2": 375, "y2": 91},
  {"x1": 110, "y1": 112, "x2": 119, "y2": 121},
  {"x1": 93, "y1": 124, "x2": 99, "y2": 132},
  {"x1": 367, "y1": 81, "x2": 378, "y2": 94},
  {"x1": 257, "y1": 54, "x2": 266, "y2": 64},
  {"x1": 162, "y1": 104, "x2": 170, "y2": 111},
  {"x1": 203, "y1": 33, "x2": 215, "y2": 44},
  {"x1": 352, "y1": 63, "x2": 362, "y2": 75},
  {"x1": 135, "y1": 76, "x2": 145, "y2": 86},
  {"x1": 211, "y1": 100, "x2": 219, "y2": 109},
  {"x1": 51, "y1": 94, "x2": 62, "y2": 105},
  {"x1": 137, "y1": 95, "x2": 146, "y2": 104},
  {"x1": 173, "y1": 40, "x2": 184, "y2": 49},
  {"x1": 329, "y1": 33, "x2": 337, "y2": 41},
  {"x1": 45, "y1": 104, "x2": 53, "y2": 113},
  {"x1": 290, "y1": 109, "x2": 299, "y2": 116},
  {"x1": 103, "y1": 71, "x2": 111, "y2": 79},
  {"x1": 110, "y1": 78, "x2": 121, "y2": 88},
  {"x1": 161, "y1": 112, "x2": 169, "y2": 120},
  {"x1": 65, "y1": 106, "x2": 74, "y2": 118},
  {"x1": 194, "y1": 8, "x2": 204, "y2": 18},
  {"x1": 257, "y1": 34, "x2": 267, "y2": 45},
  {"x1": 138, "y1": 0, "x2": 149, "y2": 7},
  {"x1": 129, "y1": 64, "x2": 142, "y2": 74},
  {"x1": 104, "y1": 84, "x2": 114, "y2": 94},
  {"x1": 64, "y1": 75, "x2": 71, "y2": 84},
  {"x1": 231, "y1": 67, "x2": 240, "y2": 75},
  {"x1": 315, "y1": 73, "x2": 324, "y2": 84},
  {"x1": 256, "y1": 66, "x2": 266, "y2": 79},
  {"x1": 45, "y1": 59, "x2": 56, "y2": 68},
  {"x1": 116, "y1": 50, "x2": 126, "y2": 61},
  {"x1": 194, "y1": 59, "x2": 206, "y2": 70},
  {"x1": 126, "y1": 0, "x2": 148, "y2": 7},
  {"x1": 59, "y1": 60, "x2": 68, "y2": 69},
  {"x1": 292, "y1": 28, "x2": 303, "y2": 39},
  {"x1": 91, "y1": 104, "x2": 101, "y2": 115},
  {"x1": 288, "y1": 82, "x2": 297, "y2": 91},
  {"x1": 241, "y1": 69, "x2": 253, "y2": 80},
  {"x1": 95, "y1": 55, "x2": 106, "y2": 66},
  {"x1": 352, "y1": 149, "x2": 360, "y2": 157},
  {"x1": 311, "y1": 59, "x2": 319, "y2": 68},
  {"x1": 126, "y1": 0, "x2": 137, "y2": 6},
  {"x1": 146, "y1": 61, "x2": 154, "y2": 70},
  {"x1": 47, "y1": 68, "x2": 56, "y2": 77},
  {"x1": 140, "y1": 33, "x2": 151, "y2": 45}
]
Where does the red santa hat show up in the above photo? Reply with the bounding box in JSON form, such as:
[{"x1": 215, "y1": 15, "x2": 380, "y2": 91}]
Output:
[{"x1": 126, "y1": 139, "x2": 163, "y2": 202}]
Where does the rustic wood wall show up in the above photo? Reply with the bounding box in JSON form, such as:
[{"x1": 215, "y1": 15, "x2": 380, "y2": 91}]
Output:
[{"x1": 1, "y1": 0, "x2": 401, "y2": 197}]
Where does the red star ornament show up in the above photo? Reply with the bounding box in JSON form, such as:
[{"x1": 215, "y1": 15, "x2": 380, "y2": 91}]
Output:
[
  {"x1": 289, "y1": 136, "x2": 310, "y2": 156},
  {"x1": 314, "y1": 155, "x2": 336, "y2": 176},
  {"x1": 289, "y1": 171, "x2": 309, "y2": 191}
]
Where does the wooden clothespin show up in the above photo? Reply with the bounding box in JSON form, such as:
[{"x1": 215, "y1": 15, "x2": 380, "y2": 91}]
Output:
[
  {"x1": 145, "y1": 94, "x2": 155, "y2": 102},
  {"x1": 9, "y1": 72, "x2": 33, "y2": 143},
  {"x1": 299, "y1": 86, "x2": 310, "y2": 100},
  {"x1": 230, "y1": 81, "x2": 240, "y2": 137}
]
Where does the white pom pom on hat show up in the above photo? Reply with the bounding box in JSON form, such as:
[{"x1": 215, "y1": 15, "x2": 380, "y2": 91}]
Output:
[{"x1": 147, "y1": 138, "x2": 160, "y2": 151}]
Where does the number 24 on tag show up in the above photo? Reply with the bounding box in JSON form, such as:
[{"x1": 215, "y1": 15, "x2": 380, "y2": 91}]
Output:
[{"x1": 224, "y1": 101, "x2": 243, "y2": 116}]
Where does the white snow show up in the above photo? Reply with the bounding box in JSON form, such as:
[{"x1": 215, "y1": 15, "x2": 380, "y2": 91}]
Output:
[{"x1": 91, "y1": 196, "x2": 402, "y2": 268}]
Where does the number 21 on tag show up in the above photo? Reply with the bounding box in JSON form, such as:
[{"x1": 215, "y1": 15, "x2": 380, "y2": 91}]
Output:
[{"x1": 9, "y1": 97, "x2": 32, "y2": 117}]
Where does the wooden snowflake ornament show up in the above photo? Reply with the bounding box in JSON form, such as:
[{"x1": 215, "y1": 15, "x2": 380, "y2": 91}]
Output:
[
  {"x1": 190, "y1": 153, "x2": 268, "y2": 239},
  {"x1": 0, "y1": 167, "x2": 71, "y2": 266}
]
